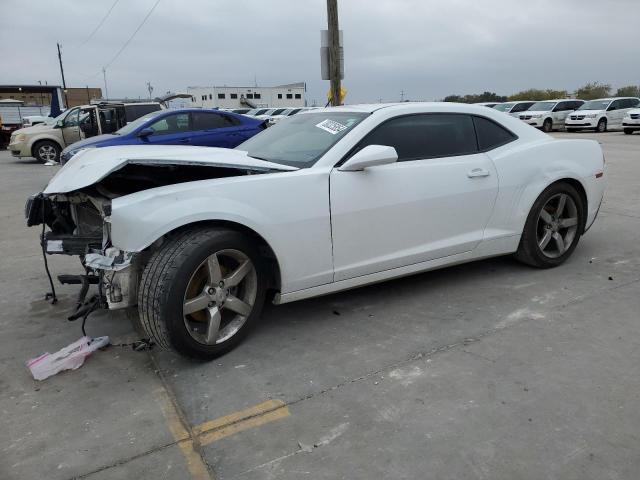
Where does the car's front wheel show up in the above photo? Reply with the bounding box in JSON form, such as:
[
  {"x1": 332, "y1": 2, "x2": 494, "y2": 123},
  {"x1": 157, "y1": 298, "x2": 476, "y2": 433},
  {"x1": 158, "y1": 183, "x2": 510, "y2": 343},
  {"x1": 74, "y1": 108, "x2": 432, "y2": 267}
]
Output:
[
  {"x1": 596, "y1": 118, "x2": 607, "y2": 133},
  {"x1": 138, "y1": 227, "x2": 266, "y2": 360},
  {"x1": 33, "y1": 140, "x2": 60, "y2": 163},
  {"x1": 515, "y1": 182, "x2": 585, "y2": 268},
  {"x1": 623, "y1": 128, "x2": 634, "y2": 135},
  {"x1": 542, "y1": 118, "x2": 553, "y2": 132}
]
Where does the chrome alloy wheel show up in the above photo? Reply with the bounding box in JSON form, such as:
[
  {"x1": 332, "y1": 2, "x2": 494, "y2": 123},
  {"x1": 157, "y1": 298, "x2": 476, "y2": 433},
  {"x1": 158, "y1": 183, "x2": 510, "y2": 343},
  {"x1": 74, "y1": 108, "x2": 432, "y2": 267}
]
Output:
[
  {"x1": 182, "y1": 249, "x2": 257, "y2": 345},
  {"x1": 536, "y1": 193, "x2": 579, "y2": 259},
  {"x1": 38, "y1": 144, "x2": 58, "y2": 162}
]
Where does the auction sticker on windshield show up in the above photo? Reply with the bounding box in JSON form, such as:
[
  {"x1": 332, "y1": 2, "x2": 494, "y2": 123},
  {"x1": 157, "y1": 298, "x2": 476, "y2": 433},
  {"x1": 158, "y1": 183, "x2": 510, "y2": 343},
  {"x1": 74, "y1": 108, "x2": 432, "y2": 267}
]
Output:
[{"x1": 316, "y1": 119, "x2": 349, "y2": 135}]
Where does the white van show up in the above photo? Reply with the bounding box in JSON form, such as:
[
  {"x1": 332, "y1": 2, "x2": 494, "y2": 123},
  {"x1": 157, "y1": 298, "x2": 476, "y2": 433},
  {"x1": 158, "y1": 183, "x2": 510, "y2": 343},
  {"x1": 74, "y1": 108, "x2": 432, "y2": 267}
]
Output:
[
  {"x1": 492, "y1": 101, "x2": 536, "y2": 117},
  {"x1": 565, "y1": 97, "x2": 640, "y2": 132},
  {"x1": 518, "y1": 99, "x2": 585, "y2": 132},
  {"x1": 622, "y1": 108, "x2": 640, "y2": 135}
]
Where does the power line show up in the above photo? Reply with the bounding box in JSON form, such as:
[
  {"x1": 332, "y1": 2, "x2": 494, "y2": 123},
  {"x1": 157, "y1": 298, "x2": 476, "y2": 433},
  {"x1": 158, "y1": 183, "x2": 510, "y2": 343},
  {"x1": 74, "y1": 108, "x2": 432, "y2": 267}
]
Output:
[
  {"x1": 103, "y1": 0, "x2": 161, "y2": 70},
  {"x1": 79, "y1": 0, "x2": 120, "y2": 46}
]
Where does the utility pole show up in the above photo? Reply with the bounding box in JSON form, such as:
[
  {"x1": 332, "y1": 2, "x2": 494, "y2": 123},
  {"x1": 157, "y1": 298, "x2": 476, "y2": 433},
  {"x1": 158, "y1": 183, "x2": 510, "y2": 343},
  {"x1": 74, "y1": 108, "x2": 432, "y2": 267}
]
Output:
[
  {"x1": 400, "y1": 90, "x2": 404, "y2": 102},
  {"x1": 57, "y1": 43, "x2": 69, "y2": 106},
  {"x1": 327, "y1": 0, "x2": 341, "y2": 106},
  {"x1": 102, "y1": 67, "x2": 109, "y2": 100},
  {"x1": 146, "y1": 81, "x2": 154, "y2": 100}
]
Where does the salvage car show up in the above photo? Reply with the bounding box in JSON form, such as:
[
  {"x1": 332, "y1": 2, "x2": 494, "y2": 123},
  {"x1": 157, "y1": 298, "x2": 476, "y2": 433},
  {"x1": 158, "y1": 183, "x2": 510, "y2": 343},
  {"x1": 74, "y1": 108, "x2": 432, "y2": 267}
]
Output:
[
  {"x1": 9, "y1": 102, "x2": 162, "y2": 163},
  {"x1": 60, "y1": 109, "x2": 265, "y2": 164},
  {"x1": 26, "y1": 103, "x2": 606, "y2": 359}
]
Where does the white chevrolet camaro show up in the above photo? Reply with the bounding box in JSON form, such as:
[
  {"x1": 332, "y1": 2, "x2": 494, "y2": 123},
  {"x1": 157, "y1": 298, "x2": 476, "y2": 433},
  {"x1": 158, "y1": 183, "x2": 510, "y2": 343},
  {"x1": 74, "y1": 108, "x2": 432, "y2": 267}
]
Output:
[{"x1": 28, "y1": 103, "x2": 606, "y2": 359}]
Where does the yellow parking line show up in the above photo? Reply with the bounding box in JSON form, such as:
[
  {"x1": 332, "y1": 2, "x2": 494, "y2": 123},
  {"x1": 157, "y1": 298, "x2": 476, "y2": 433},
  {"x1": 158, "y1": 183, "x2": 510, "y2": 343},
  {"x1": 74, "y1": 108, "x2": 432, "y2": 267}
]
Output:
[
  {"x1": 154, "y1": 387, "x2": 212, "y2": 480},
  {"x1": 193, "y1": 399, "x2": 291, "y2": 446}
]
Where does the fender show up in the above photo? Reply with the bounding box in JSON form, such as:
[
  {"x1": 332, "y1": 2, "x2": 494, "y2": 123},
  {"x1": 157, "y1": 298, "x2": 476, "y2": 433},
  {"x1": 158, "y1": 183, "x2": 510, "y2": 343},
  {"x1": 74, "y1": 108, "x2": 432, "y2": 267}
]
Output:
[
  {"x1": 484, "y1": 137, "x2": 602, "y2": 240},
  {"x1": 109, "y1": 168, "x2": 334, "y2": 293}
]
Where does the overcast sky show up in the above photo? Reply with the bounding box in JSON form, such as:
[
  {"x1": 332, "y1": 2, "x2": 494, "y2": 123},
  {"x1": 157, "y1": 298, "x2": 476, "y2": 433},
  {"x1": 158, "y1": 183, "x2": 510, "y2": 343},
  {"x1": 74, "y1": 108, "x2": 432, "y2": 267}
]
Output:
[{"x1": 1, "y1": 0, "x2": 638, "y2": 104}]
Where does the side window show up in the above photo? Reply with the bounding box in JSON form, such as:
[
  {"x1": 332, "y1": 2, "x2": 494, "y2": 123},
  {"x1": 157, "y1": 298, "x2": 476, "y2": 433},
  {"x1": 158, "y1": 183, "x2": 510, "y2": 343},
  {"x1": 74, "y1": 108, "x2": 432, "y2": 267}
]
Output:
[
  {"x1": 356, "y1": 114, "x2": 477, "y2": 162},
  {"x1": 629, "y1": 98, "x2": 640, "y2": 108},
  {"x1": 125, "y1": 104, "x2": 160, "y2": 121},
  {"x1": 608, "y1": 100, "x2": 622, "y2": 111},
  {"x1": 571, "y1": 101, "x2": 584, "y2": 110},
  {"x1": 63, "y1": 109, "x2": 80, "y2": 127},
  {"x1": 473, "y1": 116, "x2": 517, "y2": 151},
  {"x1": 511, "y1": 102, "x2": 533, "y2": 113},
  {"x1": 148, "y1": 113, "x2": 190, "y2": 135},
  {"x1": 191, "y1": 112, "x2": 233, "y2": 130}
]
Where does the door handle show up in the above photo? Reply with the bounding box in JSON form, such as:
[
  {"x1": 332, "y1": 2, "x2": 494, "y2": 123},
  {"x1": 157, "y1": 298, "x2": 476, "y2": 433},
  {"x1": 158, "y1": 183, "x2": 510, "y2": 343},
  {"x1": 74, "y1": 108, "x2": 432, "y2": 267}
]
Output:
[
  {"x1": 467, "y1": 168, "x2": 490, "y2": 178},
  {"x1": 178, "y1": 138, "x2": 190, "y2": 144}
]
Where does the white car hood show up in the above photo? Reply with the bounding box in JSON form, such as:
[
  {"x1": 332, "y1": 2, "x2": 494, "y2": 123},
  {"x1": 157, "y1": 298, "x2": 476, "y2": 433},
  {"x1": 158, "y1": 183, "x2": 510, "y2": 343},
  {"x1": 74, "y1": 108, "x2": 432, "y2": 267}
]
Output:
[{"x1": 44, "y1": 145, "x2": 298, "y2": 194}]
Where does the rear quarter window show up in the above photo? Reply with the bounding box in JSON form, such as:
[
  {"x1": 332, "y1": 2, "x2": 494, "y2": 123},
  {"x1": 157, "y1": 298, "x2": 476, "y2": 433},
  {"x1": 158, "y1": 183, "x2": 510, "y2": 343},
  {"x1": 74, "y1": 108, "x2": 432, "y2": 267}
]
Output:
[{"x1": 473, "y1": 116, "x2": 517, "y2": 151}]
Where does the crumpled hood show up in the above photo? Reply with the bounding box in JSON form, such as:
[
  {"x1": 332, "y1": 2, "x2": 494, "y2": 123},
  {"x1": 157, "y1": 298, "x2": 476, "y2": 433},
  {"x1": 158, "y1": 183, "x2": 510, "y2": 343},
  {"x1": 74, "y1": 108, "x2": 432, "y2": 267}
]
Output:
[{"x1": 43, "y1": 145, "x2": 298, "y2": 194}]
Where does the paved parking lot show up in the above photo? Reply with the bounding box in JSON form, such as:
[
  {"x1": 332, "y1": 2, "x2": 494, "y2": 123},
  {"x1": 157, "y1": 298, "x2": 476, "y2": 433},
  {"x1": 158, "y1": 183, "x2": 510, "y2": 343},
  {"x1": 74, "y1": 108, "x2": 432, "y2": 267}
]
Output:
[{"x1": 1, "y1": 131, "x2": 639, "y2": 480}]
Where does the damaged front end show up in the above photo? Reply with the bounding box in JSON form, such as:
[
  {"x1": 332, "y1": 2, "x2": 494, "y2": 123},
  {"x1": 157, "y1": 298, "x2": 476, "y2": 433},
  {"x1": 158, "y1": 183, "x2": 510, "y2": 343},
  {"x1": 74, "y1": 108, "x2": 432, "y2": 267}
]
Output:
[
  {"x1": 26, "y1": 149, "x2": 295, "y2": 315},
  {"x1": 25, "y1": 188, "x2": 141, "y2": 311}
]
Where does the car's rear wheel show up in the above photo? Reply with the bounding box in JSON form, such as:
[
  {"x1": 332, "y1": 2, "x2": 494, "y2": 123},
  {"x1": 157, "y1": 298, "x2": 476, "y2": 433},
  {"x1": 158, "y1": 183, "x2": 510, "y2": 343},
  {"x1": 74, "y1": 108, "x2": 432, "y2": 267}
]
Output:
[
  {"x1": 542, "y1": 118, "x2": 553, "y2": 132},
  {"x1": 515, "y1": 182, "x2": 585, "y2": 268},
  {"x1": 596, "y1": 118, "x2": 607, "y2": 133},
  {"x1": 33, "y1": 140, "x2": 60, "y2": 163},
  {"x1": 138, "y1": 227, "x2": 266, "y2": 360}
]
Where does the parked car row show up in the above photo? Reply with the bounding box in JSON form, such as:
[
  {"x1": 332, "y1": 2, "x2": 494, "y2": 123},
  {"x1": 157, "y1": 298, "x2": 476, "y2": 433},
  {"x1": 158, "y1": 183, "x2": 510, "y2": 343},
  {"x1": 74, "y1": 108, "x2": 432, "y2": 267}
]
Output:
[
  {"x1": 223, "y1": 106, "x2": 321, "y2": 125},
  {"x1": 485, "y1": 97, "x2": 640, "y2": 133}
]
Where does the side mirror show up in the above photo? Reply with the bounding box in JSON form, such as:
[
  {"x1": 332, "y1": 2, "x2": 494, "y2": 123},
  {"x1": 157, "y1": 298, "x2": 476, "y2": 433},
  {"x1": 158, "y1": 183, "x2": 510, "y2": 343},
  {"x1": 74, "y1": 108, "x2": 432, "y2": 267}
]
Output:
[
  {"x1": 339, "y1": 145, "x2": 398, "y2": 171},
  {"x1": 137, "y1": 127, "x2": 154, "y2": 138},
  {"x1": 55, "y1": 120, "x2": 64, "y2": 128}
]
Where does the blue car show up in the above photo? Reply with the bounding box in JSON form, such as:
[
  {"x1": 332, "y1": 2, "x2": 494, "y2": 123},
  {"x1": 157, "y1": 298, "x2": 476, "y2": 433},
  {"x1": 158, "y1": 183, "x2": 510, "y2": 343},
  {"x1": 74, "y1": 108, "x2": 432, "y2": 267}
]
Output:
[{"x1": 60, "y1": 109, "x2": 265, "y2": 164}]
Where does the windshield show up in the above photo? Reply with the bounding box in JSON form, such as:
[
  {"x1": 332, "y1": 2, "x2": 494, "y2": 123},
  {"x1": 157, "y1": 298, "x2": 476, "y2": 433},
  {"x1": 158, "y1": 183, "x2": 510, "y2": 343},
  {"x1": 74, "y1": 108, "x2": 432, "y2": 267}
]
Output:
[
  {"x1": 493, "y1": 103, "x2": 515, "y2": 112},
  {"x1": 578, "y1": 100, "x2": 611, "y2": 111},
  {"x1": 236, "y1": 112, "x2": 368, "y2": 167},
  {"x1": 529, "y1": 101, "x2": 556, "y2": 111},
  {"x1": 115, "y1": 110, "x2": 164, "y2": 135}
]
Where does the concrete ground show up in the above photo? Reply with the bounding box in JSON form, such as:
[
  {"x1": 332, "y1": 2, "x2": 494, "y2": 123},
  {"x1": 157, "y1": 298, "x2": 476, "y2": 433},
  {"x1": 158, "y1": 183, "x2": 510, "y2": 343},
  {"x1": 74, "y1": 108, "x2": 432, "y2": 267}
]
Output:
[{"x1": 1, "y1": 131, "x2": 639, "y2": 480}]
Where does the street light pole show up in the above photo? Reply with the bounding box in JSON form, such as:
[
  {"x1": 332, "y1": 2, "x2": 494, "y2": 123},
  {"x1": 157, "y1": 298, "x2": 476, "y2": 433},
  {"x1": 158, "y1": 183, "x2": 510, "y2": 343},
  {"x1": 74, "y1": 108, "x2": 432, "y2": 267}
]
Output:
[
  {"x1": 102, "y1": 67, "x2": 109, "y2": 100},
  {"x1": 327, "y1": 0, "x2": 341, "y2": 106}
]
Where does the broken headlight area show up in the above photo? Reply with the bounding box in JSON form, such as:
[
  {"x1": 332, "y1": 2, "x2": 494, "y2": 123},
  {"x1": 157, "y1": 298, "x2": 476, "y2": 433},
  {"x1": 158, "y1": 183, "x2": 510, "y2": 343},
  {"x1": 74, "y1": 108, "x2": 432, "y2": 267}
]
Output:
[{"x1": 25, "y1": 192, "x2": 108, "y2": 256}]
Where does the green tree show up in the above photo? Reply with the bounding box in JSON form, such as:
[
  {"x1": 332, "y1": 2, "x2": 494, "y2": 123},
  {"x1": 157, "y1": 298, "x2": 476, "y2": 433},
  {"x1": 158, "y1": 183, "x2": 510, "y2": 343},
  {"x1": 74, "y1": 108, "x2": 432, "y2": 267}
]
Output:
[
  {"x1": 574, "y1": 82, "x2": 611, "y2": 100},
  {"x1": 508, "y1": 89, "x2": 568, "y2": 101},
  {"x1": 615, "y1": 85, "x2": 640, "y2": 97},
  {"x1": 443, "y1": 92, "x2": 507, "y2": 103}
]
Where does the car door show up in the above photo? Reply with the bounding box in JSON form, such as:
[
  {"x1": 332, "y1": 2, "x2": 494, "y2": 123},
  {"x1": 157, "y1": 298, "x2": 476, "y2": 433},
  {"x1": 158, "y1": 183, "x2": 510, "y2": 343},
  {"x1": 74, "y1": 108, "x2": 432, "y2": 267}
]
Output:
[
  {"x1": 141, "y1": 112, "x2": 191, "y2": 145},
  {"x1": 329, "y1": 113, "x2": 499, "y2": 281},
  {"x1": 551, "y1": 101, "x2": 572, "y2": 128},
  {"x1": 189, "y1": 111, "x2": 248, "y2": 148},
  {"x1": 606, "y1": 100, "x2": 625, "y2": 128},
  {"x1": 60, "y1": 108, "x2": 82, "y2": 146}
]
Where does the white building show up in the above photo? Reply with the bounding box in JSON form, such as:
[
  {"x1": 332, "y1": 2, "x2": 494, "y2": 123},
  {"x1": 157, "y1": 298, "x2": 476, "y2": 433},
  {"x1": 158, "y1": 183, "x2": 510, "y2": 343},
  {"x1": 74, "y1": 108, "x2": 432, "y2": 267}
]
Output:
[{"x1": 187, "y1": 82, "x2": 306, "y2": 109}]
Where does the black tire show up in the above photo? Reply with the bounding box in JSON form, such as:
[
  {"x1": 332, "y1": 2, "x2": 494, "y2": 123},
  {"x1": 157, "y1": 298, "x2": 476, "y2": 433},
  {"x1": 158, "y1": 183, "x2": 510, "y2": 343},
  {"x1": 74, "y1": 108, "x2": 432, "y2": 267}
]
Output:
[
  {"x1": 138, "y1": 227, "x2": 267, "y2": 360},
  {"x1": 515, "y1": 182, "x2": 585, "y2": 268},
  {"x1": 566, "y1": 128, "x2": 577, "y2": 133},
  {"x1": 623, "y1": 128, "x2": 634, "y2": 135},
  {"x1": 542, "y1": 118, "x2": 553, "y2": 133},
  {"x1": 33, "y1": 140, "x2": 61, "y2": 163},
  {"x1": 596, "y1": 118, "x2": 607, "y2": 133}
]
